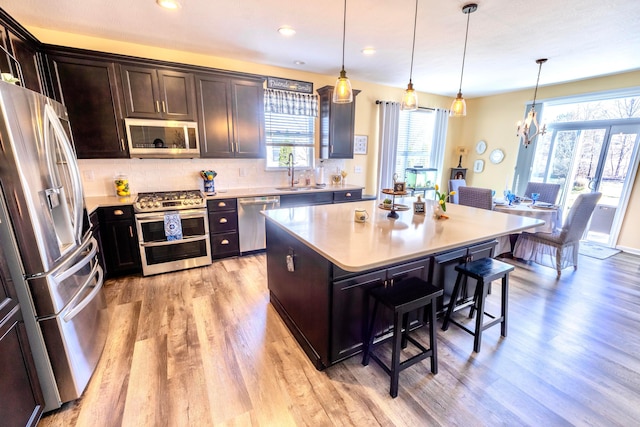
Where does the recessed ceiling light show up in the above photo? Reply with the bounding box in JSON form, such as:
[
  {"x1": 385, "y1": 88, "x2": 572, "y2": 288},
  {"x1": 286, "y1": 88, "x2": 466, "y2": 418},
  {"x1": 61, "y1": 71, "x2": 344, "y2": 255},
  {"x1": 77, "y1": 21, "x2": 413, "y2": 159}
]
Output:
[
  {"x1": 157, "y1": 0, "x2": 181, "y2": 9},
  {"x1": 361, "y1": 47, "x2": 376, "y2": 55},
  {"x1": 294, "y1": 60, "x2": 306, "y2": 65},
  {"x1": 278, "y1": 26, "x2": 296, "y2": 36}
]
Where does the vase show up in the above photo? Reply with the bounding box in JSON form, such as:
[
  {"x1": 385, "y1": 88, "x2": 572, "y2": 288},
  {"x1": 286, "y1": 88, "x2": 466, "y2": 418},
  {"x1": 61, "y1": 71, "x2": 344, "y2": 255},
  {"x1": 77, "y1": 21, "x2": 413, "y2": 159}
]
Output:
[
  {"x1": 203, "y1": 178, "x2": 215, "y2": 194},
  {"x1": 433, "y1": 203, "x2": 445, "y2": 219}
]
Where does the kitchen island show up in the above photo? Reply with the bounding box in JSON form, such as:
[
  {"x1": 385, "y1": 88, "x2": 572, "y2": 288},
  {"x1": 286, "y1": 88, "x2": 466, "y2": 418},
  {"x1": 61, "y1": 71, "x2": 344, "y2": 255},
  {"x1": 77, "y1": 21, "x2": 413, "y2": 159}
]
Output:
[{"x1": 263, "y1": 199, "x2": 543, "y2": 370}]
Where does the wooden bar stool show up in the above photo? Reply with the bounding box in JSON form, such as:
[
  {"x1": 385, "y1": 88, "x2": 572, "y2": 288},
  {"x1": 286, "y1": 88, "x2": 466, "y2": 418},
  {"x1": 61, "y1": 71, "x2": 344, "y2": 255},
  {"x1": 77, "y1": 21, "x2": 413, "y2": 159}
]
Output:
[
  {"x1": 362, "y1": 277, "x2": 443, "y2": 398},
  {"x1": 441, "y1": 257, "x2": 514, "y2": 353}
]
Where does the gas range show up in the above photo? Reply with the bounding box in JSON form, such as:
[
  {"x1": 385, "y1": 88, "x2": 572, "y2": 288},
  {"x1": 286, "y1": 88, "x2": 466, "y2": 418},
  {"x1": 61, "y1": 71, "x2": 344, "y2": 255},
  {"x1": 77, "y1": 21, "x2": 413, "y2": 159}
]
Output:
[{"x1": 134, "y1": 190, "x2": 206, "y2": 212}]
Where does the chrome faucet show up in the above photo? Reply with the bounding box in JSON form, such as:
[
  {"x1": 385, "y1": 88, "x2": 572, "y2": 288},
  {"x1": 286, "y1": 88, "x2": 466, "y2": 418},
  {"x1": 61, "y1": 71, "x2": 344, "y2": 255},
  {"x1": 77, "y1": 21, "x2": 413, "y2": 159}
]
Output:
[{"x1": 288, "y1": 152, "x2": 296, "y2": 187}]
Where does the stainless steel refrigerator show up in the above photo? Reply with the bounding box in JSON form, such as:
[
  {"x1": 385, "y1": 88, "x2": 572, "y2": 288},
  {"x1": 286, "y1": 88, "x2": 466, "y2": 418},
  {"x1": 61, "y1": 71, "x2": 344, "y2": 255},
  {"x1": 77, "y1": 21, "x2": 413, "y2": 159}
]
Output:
[{"x1": 0, "y1": 80, "x2": 108, "y2": 411}]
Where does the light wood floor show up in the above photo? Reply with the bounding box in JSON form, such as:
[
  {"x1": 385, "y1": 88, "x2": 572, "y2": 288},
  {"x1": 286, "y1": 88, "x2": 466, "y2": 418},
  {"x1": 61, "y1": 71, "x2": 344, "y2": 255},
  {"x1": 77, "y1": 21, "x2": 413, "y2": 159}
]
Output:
[{"x1": 39, "y1": 251, "x2": 640, "y2": 426}]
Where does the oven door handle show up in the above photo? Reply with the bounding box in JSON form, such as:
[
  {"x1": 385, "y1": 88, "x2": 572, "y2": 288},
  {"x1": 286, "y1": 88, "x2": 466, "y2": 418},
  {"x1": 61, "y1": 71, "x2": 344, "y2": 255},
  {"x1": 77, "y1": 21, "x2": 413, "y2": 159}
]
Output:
[
  {"x1": 140, "y1": 234, "x2": 209, "y2": 248},
  {"x1": 136, "y1": 213, "x2": 207, "y2": 224}
]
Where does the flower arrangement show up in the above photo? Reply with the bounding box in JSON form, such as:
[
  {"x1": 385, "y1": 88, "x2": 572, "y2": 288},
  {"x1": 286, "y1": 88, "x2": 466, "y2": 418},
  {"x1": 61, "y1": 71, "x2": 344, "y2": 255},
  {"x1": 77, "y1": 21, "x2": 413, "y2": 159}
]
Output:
[{"x1": 434, "y1": 184, "x2": 455, "y2": 212}]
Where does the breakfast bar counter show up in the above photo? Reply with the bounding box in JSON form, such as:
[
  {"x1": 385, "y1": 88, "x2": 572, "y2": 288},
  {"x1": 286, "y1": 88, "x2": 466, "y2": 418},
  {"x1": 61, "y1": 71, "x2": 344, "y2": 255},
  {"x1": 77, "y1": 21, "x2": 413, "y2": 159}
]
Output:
[{"x1": 263, "y1": 200, "x2": 543, "y2": 369}]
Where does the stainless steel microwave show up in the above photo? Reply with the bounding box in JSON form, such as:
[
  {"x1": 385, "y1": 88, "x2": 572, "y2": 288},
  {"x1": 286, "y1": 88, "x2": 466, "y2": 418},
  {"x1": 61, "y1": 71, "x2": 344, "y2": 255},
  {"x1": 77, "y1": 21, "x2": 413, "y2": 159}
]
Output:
[{"x1": 125, "y1": 118, "x2": 200, "y2": 158}]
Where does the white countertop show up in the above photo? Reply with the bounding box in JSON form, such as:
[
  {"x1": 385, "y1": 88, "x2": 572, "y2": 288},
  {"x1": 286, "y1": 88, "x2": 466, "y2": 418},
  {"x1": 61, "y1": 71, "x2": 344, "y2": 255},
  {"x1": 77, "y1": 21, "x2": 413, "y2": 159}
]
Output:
[
  {"x1": 262, "y1": 200, "x2": 544, "y2": 272},
  {"x1": 84, "y1": 184, "x2": 364, "y2": 213}
]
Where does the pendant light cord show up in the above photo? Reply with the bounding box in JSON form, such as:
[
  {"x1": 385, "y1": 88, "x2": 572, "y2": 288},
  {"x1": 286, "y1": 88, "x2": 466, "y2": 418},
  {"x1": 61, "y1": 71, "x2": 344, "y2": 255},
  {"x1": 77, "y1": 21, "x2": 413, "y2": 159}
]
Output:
[
  {"x1": 340, "y1": 0, "x2": 347, "y2": 71},
  {"x1": 457, "y1": 7, "x2": 472, "y2": 93},
  {"x1": 408, "y1": 0, "x2": 418, "y2": 83}
]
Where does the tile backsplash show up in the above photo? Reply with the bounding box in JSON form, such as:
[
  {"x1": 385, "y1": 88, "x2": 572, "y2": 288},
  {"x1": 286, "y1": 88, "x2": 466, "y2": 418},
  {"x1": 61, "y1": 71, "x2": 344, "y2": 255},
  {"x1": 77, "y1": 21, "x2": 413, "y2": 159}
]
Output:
[{"x1": 79, "y1": 158, "x2": 346, "y2": 197}]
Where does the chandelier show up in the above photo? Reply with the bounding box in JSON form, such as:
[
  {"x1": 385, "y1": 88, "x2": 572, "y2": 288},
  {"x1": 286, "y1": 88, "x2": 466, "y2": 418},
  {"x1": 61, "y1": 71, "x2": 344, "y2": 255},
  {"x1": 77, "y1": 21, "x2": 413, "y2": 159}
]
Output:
[{"x1": 517, "y1": 58, "x2": 548, "y2": 148}]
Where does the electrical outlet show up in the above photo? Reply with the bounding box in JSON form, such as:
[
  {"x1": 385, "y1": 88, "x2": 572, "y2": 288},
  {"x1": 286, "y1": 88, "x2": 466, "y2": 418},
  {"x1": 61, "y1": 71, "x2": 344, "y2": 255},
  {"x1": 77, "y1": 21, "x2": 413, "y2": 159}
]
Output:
[
  {"x1": 83, "y1": 170, "x2": 95, "y2": 181},
  {"x1": 239, "y1": 167, "x2": 247, "y2": 177},
  {"x1": 354, "y1": 166, "x2": 362, "y2": 174}
]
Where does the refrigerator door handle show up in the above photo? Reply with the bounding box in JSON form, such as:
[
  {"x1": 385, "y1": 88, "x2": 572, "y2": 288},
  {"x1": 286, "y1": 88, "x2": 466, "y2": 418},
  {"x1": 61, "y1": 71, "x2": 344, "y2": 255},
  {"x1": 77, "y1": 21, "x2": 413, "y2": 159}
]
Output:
[
  {"x1": 43, "y1": 103, "x2": 85, "y2": 243},
  {"x1": 51, "y1": 237, "x2": 98, "y2": 284},
  {"x1": 62, "y1": 262, "x2": 103, "y2": 323}
]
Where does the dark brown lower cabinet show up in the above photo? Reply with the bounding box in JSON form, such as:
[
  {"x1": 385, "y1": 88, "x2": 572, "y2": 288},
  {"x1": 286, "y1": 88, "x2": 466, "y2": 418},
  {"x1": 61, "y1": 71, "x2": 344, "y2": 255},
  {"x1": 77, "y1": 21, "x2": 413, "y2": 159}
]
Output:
[
  {"x1": 98, "y1": 206, "x2": 141, "y2": 277},
  {"x1": 266, "y1": 219, "x2": 497, "y2": 370},
  {"x1": 0, "y1": 239, "x2": 44, "y2": 427}
]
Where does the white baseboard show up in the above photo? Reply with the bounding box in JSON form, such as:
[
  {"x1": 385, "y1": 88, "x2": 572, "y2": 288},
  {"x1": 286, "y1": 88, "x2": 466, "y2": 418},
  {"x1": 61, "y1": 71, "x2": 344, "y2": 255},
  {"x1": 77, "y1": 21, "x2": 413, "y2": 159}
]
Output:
[{"x1": 615, "y1": 245, "x2": 640, "y2": 256}]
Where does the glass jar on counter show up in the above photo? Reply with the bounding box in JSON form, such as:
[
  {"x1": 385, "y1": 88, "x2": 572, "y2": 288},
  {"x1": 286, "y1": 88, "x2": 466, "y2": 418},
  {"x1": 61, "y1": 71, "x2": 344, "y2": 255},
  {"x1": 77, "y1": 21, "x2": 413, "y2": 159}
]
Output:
[{"x1": 114, "y1": 175, "x2": 130, "y2": 196}]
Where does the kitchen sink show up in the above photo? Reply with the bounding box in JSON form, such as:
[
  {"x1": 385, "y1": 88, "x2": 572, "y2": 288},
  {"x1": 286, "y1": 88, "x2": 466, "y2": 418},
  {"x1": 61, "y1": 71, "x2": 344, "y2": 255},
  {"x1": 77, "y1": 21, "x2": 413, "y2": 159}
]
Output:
[{"x1": 275, "y1": 187, "x2": 301, "y2": 191}]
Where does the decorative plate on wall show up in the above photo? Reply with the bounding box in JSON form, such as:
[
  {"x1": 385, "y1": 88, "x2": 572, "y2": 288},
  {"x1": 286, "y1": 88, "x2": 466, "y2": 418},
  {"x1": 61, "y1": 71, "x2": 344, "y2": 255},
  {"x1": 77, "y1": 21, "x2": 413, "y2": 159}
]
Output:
[
  {"x1": 473, "y1": 159, "x2": 484, "y2": 173},
  {"x1": 490, "y1": 149, "x2": 505, "y2": 164},
  {"x1": 475, "y1": 140, "x2": 487, "y2": 154}
]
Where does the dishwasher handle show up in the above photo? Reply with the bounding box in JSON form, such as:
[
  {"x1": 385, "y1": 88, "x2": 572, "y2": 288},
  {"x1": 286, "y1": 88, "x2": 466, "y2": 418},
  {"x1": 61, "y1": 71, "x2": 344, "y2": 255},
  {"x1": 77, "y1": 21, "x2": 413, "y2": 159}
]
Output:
[{"x1": 238, "y1": 196, "x2": 280, "y2": 206}]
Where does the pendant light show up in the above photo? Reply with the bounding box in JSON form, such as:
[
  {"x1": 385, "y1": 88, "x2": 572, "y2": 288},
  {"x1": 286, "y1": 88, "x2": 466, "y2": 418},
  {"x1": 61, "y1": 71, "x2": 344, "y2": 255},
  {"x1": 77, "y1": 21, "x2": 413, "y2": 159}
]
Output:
[
  {"x1": 333, "y1": 0, "x2": 353, "y2": 103},
  {"x1": 516, "y1": 58, "x2": 548, "y2": 148},
  {"x1": 450, "y1": 3, "x2": 477, "y2": 117},
  {"x1": 401, "y1": 0, "x2": 419, "y2": 111}
]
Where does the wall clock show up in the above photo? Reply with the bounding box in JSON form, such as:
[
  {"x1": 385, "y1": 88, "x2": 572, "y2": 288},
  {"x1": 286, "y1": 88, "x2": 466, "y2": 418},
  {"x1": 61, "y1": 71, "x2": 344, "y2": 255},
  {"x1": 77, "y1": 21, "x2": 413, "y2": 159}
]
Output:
[
  {"x1": 473, "y1": 159, "x2": 484, "y2": 173},
  {"x1": 475, "y1": 140, "x2": 487, "y2": 154},
  {"x1": 490, "y1": 149, "x2": 505, "y2": 164}
]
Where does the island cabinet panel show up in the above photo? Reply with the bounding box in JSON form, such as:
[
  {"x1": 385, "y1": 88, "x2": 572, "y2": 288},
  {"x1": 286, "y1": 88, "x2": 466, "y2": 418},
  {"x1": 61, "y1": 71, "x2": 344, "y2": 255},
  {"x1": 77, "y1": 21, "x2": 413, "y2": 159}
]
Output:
[
  {"x1": 330, "y1": 258, "x2": 431, "y2": 364},
  {"x1": 47, "y1": 54, "x2": 128, "y2": 158},
  {"x1": 121, "y1": 65, "x2": 196, "y2": 120},
  {"x1": 432, "y1": 240, "x2": 497, "y2": 312},
  {"x1": 266, "y1": 222, "x2": 332, "y2": 369}
]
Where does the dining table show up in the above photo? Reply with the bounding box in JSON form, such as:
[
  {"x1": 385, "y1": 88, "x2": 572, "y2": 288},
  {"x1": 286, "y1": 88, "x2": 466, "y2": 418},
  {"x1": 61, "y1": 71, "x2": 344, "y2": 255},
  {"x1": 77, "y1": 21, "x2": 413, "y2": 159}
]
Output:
[{"x1": 493, "y1": 201, "x2": 561, "y2": 233}]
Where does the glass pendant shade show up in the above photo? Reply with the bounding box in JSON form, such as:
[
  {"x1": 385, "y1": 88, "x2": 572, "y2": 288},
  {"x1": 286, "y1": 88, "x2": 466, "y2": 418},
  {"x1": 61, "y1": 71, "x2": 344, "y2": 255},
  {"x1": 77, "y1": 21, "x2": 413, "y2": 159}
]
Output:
[
  {"x1": 333, "y1": 68, "x2": 353, "y2": 103},
  {"x1": 401, "y1": 82, "x2": 418, "y2": 111},
  {"x1": 450, "y1": 91, "x2": 466, "y2": 116}
]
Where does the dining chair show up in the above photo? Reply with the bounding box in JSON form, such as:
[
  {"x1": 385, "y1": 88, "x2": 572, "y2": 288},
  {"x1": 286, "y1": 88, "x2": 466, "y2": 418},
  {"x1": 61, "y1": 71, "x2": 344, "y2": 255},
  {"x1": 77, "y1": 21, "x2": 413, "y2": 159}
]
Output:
[
  {"x1": 512, "y1": 192, "x2": 602, "y2": 277},
  {"x1": 458, "y1": 186, "x2": 510, "y2": 255},
  {"x1": 458, "y1": 186, "x2": 493, "y2": 210},
  {"x1": 448, "y1": 179, "x2": 467, "y2": 204},
  {"x1": 524, "y1": 182, "x2": 561, "y2": 204}
]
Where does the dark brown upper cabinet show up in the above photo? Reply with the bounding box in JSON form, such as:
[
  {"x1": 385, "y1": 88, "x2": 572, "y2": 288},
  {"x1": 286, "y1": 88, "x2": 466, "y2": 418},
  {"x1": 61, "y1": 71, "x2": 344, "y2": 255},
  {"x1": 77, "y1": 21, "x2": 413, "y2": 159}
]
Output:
[
  {"x1": 197, "y1": 73, "x2": 265, "y2": 158},
  {"x1": 317, "y1": 85, "x2": 360, "y2": 159},
  {"x1": 48, "y1": 52, "x2": 128, "y2": 158},
  {"x1": 0, "y1": 9, "x2": 47, "y2": 96},
  {"x1": 121, "y1": 65, "x2": 196, "y2": 121}
]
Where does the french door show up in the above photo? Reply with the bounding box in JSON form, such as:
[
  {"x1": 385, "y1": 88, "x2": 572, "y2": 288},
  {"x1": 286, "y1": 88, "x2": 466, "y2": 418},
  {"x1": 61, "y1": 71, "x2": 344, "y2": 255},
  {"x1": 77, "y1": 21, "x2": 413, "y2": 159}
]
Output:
[{"x1": 532, "y1": 120, "x2": 640, "y2": 246}]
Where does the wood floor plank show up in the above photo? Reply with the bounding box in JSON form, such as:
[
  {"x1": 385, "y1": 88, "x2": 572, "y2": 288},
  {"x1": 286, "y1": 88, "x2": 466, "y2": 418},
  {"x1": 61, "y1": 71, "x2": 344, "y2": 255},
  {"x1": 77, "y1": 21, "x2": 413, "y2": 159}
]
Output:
[{"x1": 38, "y1": 251, "x2": 640, "y2": 426}]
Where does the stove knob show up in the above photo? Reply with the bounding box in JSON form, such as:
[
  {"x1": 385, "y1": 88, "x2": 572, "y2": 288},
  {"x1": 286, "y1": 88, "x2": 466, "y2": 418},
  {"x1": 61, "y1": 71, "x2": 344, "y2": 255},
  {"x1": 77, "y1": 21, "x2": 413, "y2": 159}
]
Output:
[
  {"x1": 140, "y1": 202, "x2": 146, "y2": 209},
  {"x1": 155, "y1": 202, "x2": 161, "y2": 208}
]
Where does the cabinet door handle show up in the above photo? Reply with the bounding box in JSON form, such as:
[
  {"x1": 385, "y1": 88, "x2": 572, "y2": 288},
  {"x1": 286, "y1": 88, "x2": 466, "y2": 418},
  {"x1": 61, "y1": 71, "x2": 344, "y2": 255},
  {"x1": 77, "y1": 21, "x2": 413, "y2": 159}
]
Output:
[
  {"x1": 346, "y1": 192, "x2": 351, "y2": 197},
  {"x1": 129, "y1": 225, "x2": 133, "y2": 238},
  {"x1": 114, "y1": 209, "x2": 124, "y2": 216},
  {"x1": 155, "y1": 100, "x2": 160, "y2": 112},
  {"x1": 161, "y1": 101, "x2": 166, "y2": 113},
  {"x1": 221, "y1": 239, "x2": 229, "y2": 245},
  {"x1": 218, "y1": 202, "x2": 227, "y2": 207},
  {"x1": 330, "y1": 144, "x2": 334, "y2": 154},
  {"x1": 120, "y1": 138, "x2": 125, "y2": 151},
  {"x1": 219, "y1": 218, "x2": 228, "y2": 223}
]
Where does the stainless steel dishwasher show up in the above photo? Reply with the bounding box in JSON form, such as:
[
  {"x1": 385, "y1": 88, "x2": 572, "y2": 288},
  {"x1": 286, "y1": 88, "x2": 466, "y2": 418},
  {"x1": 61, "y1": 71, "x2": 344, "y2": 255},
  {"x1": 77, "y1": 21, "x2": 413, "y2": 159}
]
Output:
[{"x1": 238, "y1": 196, "x2": 280, "y2": 253}]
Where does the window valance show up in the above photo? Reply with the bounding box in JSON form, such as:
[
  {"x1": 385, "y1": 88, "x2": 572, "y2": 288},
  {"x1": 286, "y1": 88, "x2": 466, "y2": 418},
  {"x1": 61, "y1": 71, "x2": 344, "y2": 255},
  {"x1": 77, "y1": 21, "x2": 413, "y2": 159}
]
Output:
[{"x1": 264, "y1": 88, "x2": 318, "y2": 117}]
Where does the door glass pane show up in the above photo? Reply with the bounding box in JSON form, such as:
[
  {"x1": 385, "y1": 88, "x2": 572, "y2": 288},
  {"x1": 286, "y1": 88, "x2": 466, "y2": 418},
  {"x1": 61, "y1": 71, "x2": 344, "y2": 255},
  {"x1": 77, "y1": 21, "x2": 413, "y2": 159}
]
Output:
[
  {"x1": 587, "y1": 125, "x2": 640, "y2": 243},
  {"x1": 564, "y1": 129, "x2": 606, "y2": 207}
]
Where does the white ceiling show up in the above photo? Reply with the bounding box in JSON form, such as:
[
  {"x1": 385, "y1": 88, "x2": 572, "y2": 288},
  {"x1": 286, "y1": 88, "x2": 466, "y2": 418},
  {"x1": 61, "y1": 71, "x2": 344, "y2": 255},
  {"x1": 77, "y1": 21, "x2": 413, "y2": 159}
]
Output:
[{"x1": 4, "y1": 0, "x2": 640, "y2": 98}]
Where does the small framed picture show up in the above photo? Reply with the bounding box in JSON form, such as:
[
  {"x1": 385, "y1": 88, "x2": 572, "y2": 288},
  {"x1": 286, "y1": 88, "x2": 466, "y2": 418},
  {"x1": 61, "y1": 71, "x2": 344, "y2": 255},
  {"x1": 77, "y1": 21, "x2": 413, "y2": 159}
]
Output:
[
  {"x1": 393, "y1": 182, "x2": 406, "y2": 193},
  {"x1": 354, "y1": 135, "x2": 368, "y2": 155}
]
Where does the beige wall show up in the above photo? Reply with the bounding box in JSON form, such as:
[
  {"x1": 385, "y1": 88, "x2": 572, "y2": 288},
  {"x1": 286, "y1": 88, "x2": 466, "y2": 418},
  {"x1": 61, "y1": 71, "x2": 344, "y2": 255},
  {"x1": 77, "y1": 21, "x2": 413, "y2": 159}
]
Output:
[
  {"x1": 457, "y1": 71, "x2": 640, "y2": 252},
  {"x1": 30, "y1": 27, "x2": 639, "y2": 252}
]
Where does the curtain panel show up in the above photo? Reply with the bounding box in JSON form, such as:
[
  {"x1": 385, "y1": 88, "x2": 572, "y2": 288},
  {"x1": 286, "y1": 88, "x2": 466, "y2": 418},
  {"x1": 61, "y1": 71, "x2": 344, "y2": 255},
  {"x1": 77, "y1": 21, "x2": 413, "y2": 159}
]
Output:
[
  {"x1": 431, "y1": 108, "x2": 450, "y2": 186},
  {"x1": 377, "y1": 101, "x2": 401, "y2": 195},
  {"x1": 264, "y1": 89, "x2": 318, "y2": 117}
]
